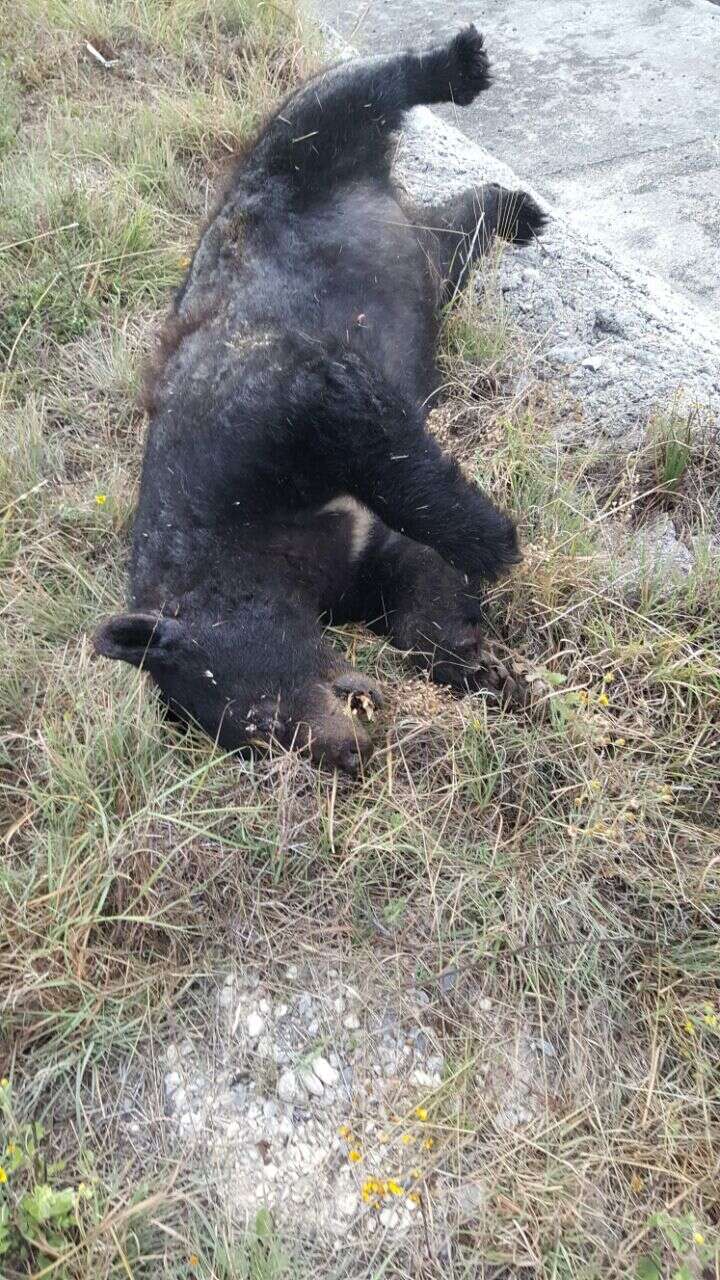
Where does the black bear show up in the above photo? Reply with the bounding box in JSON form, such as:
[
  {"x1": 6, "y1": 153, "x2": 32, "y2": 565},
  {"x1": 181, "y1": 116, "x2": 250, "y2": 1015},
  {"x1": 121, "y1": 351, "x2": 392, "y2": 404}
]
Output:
[{"x1": 94, "y1": 26, "x2": 545, "y2": 773}]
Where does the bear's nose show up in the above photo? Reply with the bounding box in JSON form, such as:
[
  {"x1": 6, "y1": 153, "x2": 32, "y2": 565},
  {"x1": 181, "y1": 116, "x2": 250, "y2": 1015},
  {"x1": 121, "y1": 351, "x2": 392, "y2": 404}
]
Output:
[
  {"x1": 339, "y1": 747, "x2": 361, "y2": 775},
  {"x1": 315, "y1": 718, "x2": 373, "y2": 775}
]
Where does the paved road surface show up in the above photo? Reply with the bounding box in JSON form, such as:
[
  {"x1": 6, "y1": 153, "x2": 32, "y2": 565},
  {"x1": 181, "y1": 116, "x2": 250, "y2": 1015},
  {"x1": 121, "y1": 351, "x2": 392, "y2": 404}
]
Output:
[{"x1": 310, "y1": 0, "x2": 720, "y2": 322}]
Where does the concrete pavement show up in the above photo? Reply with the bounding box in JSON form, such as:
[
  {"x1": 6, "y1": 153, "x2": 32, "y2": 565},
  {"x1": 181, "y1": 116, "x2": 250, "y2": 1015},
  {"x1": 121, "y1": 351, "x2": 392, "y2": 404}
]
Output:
[{"x1": 310, "y1": 0, "x2": 720, "y2": 322}]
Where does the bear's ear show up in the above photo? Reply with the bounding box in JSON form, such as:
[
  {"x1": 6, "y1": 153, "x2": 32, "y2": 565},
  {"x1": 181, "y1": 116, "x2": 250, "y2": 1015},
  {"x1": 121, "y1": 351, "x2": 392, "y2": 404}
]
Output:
[{"x1": 93, "y1": 613, "x2": 186, "y2": 668}]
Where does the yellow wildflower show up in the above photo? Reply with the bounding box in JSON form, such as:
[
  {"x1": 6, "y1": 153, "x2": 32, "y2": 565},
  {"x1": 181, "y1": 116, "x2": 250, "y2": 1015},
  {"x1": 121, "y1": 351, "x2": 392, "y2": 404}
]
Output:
[
  {"x1": 189, "y1": 1257, "x2": 199, "y2": 1269},
  {"x1": 597, "y1": 692, "x2": 610, "y2": 707},
  {"x1": 95, "y1": 493, "x2": 107, "y2": 506},
  {"x1": 386, "y1": 1179, "x2": 404, "y2": 1196},
  {"x1": 361, "y1": 1177, "x2": 385, "y2": 1204},
  {"x1": 703, "y1": 1011, "x2": 717, "y2": 1028},
  {"x1": 0, "y1": 1167, "x2": 7, "y2": 1183},
  {"x1": 178, "y1": 256, "x2": 192, "y2": 269},
  {"x1": 410, "y1": 1167, "x2": 421, "y2": 1179},
  {"x1": 615, "y1": 737, "x2": 626, "y2": 748},
  {"x1": 577, "y1": 690, "x2": 589, "y2": 703},
  {"x1": 338, "y1": 1125, "x2": 351, "y2": 1138},
  {"x1": 421, "y1": 1137, "x2": 434, "y2": 1150},
  {"x1": 6, "y1": 1142, "x2": 16, "y2": 1157},
  {"x1": 401, "y1": 1133, "x2": 414, "y2": 1145},
  {"x1": 1, "y1": 1078, "x2": 10, "y2": 1088},
  {"x1": 683, "y1": 1018, "x2": 695, "y2": 1035},
  {"x1": 629, "y1": 1173, "x2": 644, "y2": 1193},
  {"x1": 588, "y1": 779, "x2": 601, "y2": 793},
  {"x1": 348, "y1": 1149, "x2": 362, "y2": 1163},
  {"x1": 602, "y1": 672, "x2": 615, "y2": 684},
  {"x1": 414, "y1": 1106, "x2": 428, "y2": 1121},
  {"x1": 408, "y1": 1192, "x2": 420, "y2": 1205},
  {"x1": 694, "y1": 1232, "x2": 705, "y2": 1246}
]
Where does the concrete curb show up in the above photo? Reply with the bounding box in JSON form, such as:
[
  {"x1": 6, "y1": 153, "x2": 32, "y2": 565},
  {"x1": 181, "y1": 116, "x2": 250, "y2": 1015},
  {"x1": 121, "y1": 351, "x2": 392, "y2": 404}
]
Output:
[{"x1": 325, "y1": 25, "x2": 720, "y2": 448}]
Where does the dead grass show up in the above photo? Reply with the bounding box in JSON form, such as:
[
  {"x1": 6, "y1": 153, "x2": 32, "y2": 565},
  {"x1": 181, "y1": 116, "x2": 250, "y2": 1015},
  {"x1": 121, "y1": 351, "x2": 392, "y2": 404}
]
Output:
[{"x1": 1, "y1": 6, "x2": 719, "y2": 1278}]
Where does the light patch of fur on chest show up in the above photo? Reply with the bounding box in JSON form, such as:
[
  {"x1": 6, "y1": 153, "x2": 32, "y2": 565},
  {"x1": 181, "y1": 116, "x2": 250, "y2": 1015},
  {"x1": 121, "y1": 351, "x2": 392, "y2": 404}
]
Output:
[{"x1": 318, "y1": 494, "x2": 374, "y2": 561}]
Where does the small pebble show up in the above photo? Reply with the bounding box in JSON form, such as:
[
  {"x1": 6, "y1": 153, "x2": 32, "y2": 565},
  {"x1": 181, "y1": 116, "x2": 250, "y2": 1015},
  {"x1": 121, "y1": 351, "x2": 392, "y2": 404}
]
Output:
[
  {"x1": 337, "y1": 1191, "x2": 359, "y2": 1217},
  {"x1": 581, "y1": 354, "x2": 605, "y2": 370},
  {"x1": 246, "y1": 1012, "x2": 264, "y2": 1038},
  {"x1": 277, "y1": 1070, "x2": 300, "y2": 1104},
  {"x1": 312, "y1": 1056, "x2": 339, "y2": 1087},
  {"x1": 300, "y1": 1069, "x2": 324, "y2": 1098}
]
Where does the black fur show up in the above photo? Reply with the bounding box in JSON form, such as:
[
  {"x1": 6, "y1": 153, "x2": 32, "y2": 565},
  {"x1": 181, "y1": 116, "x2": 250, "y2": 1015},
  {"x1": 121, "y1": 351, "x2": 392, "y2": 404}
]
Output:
[{"x1": 94, "y1": 26, "x2": 546, "y2": 772}]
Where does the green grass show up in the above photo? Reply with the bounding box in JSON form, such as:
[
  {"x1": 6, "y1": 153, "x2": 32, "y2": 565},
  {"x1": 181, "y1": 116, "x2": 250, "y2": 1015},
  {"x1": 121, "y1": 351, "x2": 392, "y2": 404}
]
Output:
[{"x1": 2, "y1": 6, "x2": 720, "y2": 1278}]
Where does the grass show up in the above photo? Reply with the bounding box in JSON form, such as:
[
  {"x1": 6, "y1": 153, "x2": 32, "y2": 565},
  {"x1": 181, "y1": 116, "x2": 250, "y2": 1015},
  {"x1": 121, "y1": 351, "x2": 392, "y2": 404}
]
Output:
[{"x1": 1, "y1": 4, "x2": 719, "y2": 1277}]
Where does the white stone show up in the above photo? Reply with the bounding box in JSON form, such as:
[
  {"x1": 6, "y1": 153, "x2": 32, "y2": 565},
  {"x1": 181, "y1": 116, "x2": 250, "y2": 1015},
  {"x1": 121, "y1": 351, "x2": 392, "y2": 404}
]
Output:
[
  {"x1": 312, "y1": 1056, "x2": 339, "y2": 1087},
  {"x1": 275, "y1": 1003, "x2": 288, "y2": 1017},
  {"x1": 300, "y1": 1069, "x2": 324, "y2": 1098},
  {"x1": 337, "y1": 1191, "x2": 359, "y2": 1217},
  {"x1": 277, "y1": 1069, "x2": 300, "y2": 1104},
  {"x1": 343, "y1": 1012, "x2": 361, "y2": 1030},
  {"x1": 285, "y1": 964, "x2": 298, "y2": 980},
  {"x1": 246, "y1": 1012, "x2": 264, "y2": 1038}
]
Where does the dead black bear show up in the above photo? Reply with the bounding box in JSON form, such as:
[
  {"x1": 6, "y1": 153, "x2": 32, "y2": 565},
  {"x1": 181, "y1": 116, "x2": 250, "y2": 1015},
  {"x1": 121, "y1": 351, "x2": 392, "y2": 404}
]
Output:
[{"x1": 94, "y1": 25, "x2": 546, "y2": 773}]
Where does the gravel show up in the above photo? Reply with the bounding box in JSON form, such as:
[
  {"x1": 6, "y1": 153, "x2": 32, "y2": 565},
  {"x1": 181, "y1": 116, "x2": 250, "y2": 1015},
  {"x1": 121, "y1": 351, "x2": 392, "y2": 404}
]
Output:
[{"x1": 147, "y1": 964, "x2": 548, "y2": 1251}]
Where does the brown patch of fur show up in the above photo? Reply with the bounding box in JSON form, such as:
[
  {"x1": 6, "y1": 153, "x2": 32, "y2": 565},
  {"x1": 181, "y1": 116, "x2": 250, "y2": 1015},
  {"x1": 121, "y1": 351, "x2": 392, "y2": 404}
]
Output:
[{"x1": 138, "y1": 302, "x2": 216, "y2": 415}]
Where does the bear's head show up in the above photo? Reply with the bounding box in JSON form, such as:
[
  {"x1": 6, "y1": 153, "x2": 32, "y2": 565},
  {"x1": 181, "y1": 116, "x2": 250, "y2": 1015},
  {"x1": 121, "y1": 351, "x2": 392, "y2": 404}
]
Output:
[{"x1": 93, "y1": 610, "x2": 382, "y2": 773}]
